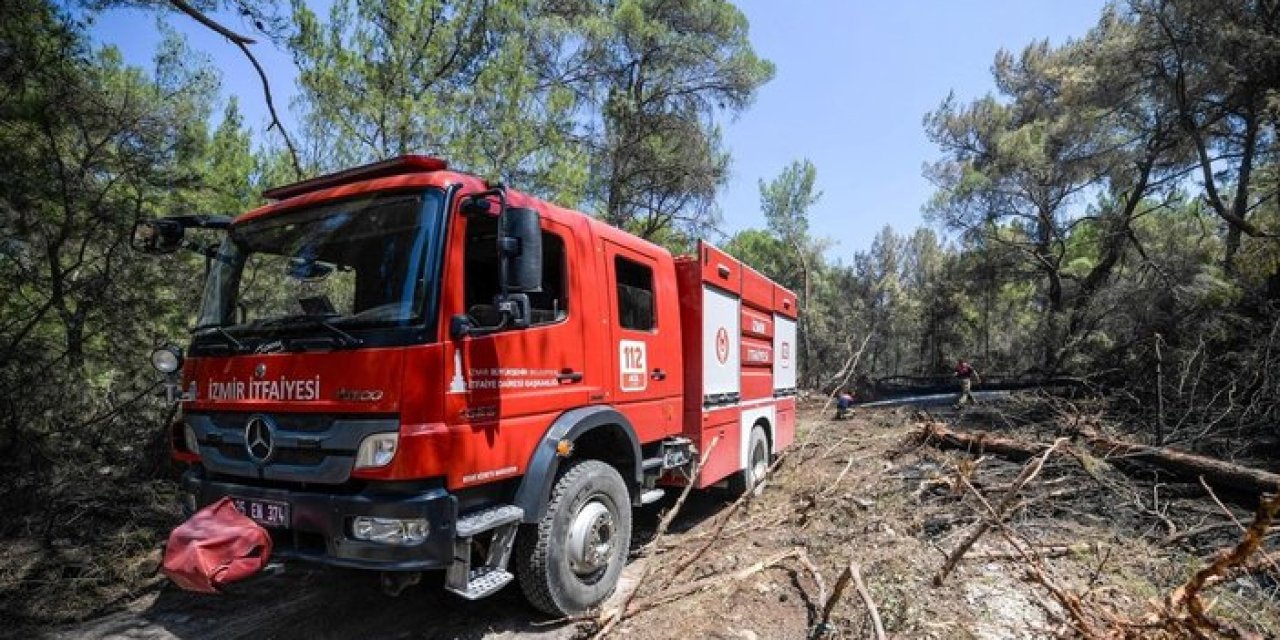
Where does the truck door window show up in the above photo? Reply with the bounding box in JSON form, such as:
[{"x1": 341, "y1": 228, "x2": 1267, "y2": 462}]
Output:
[
  {"x1": 464, "y1": 215, "x2": 567, "y2": 326},
  {"x1": 614, "y1": 256, "x2": 655, "y2": 331}
]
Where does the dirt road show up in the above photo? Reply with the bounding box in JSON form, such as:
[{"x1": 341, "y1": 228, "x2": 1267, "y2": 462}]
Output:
[
  {"x1": 45, "y1": 402, "x2": 1280, "y2": 639},
  {"x1": 45, "y1": 464, "x2": 736, "y2": 640}
]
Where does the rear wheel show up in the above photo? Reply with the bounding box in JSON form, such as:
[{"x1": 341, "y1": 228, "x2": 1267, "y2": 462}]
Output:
[
  {"x1": 729, "y1": 425, "x2": 769, "y2": 497},
  {"x1": 515, "y1": 459, "x2": 632, "y2": 616}
]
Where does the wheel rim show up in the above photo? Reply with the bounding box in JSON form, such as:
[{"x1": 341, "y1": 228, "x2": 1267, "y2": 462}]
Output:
[{"x1": 566, "y1": 498, "x2": 616, "y2": 578}]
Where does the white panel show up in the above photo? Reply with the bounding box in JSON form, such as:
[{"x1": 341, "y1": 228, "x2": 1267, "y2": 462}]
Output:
[
  {"x1": 740, "y1": 404, "x2": 777, "y2": 467},
  {"x1": 702, "y1": 285, "x2": 740, "y2": 398},
  {"x1": 773, "y1": 316, "x2": 797, "y2": 391}
]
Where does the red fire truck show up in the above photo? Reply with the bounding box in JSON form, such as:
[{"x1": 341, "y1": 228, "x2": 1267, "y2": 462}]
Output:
[{"x1": 134, "y1": 155, "x2": 799, "y2": 615}]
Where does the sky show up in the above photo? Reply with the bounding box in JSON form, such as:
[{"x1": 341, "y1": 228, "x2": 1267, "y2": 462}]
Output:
[{"x1": 91, "y1": 1, "x2": 1109, "y2": 260}]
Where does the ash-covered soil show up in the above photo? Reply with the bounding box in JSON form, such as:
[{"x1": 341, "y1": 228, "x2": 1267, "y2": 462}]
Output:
[{"x1": 33, "y1": 399, "x2": 1280, "y2": 639}]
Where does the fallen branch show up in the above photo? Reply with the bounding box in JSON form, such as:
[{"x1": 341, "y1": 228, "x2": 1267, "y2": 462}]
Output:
[
  {"x1": 815, "y1": 559, "x2": 886, "y2": 640},
  {"x1": 922, "y1": 422, "x2": 1280, "y2": 496},
  {"x1": 605, "y1": 550, "x2": 799, "y2": 626},
  {"x1": 1155, "y1": 491, "x2": 1280, "y2": 639},
  {"x1": 849, "y1": 562, "x2": 887, "y2": 640},
  {"x1": 663, "y1": 447, "x2": 794, "y2": 587},
  {"x1": 592, "y1": 436, "x2": 719, "y2": 639},
  {"x1": 964, "y1": 543, "x2": 1089, "y2": 562},
  {"x1": 821, "y1": 332, "x2": 872, "y2": 415},
  {"x1": 1080, "y1": 430, "x2": 1280, "y2": 495},
  {"x1": 818, "y1": 561, "x2": 853, "y2": 630},
  {"x1": 922, "y1": 421, "x2": 1048, "y2": 462},
  {"x1": 819, "y1": 458, "x2": 855, "y2": 498},
  {"x1": 795, "y1": 549, "x2": 827, "y2": 606},
  {"x1": 933, "y1": 438, "x2": 1066, "y2": 586},
  {"x1": 960, "y1": 475, "x2": 1104, "y2": 638}
]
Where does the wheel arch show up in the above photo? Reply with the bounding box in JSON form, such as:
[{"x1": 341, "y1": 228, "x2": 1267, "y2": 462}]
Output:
[
  {"x1": 513, "y1": 406, "x2": 642, "y2": 523},
  {"x1": 738, "y1": 405, "x2": 777, "y2": 472}
]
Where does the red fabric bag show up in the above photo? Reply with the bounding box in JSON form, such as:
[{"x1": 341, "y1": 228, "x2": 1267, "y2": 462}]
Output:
[{"x1": 162, "y1": 497, "x2": 273, "y2": 593}]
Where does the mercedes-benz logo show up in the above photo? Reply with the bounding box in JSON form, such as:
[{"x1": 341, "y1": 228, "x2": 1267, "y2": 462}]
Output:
[
  {"x1": 254, "y1": 363, "x2": 267, "y2": 378},
  {"x1": 244, "y1": 414, "x2": 276, "y2": 464}
]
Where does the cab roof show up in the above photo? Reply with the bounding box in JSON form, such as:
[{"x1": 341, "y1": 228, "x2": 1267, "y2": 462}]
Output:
[{"x1": 262, "y1": 155, "x2": 449, "y2": 201}]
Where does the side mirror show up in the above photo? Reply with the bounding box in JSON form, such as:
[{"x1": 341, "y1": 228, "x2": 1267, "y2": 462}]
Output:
[
  {"x1": 500, "y1": 207, "x2": 542, "y2": 293},
  {"x1": 461, "y1": 195, "x2": 497, "y2": 217},
  {"x1": 132, "y1": 219, "x2": 185, "y2": 254}
]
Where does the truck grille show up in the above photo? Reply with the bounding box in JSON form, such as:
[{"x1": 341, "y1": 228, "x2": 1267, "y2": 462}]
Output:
[{"x1": 186, "y1": 412, "x2": 399, "y2": 484}]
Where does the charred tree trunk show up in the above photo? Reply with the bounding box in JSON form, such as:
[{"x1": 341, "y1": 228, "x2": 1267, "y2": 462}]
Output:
[{"x1": 922, "y1": 422, "x2": 1280, "y2": 495}]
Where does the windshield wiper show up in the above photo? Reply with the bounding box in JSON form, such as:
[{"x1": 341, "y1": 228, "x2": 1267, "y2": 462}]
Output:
[
  {"x1": 195, "y1": 325, "x2": 250, "y2": 353},
  {"x1": 315, "y1": 318, "x2": 363, "y2": 347},
  {"x1": 257, "y1": 315, "x2": 364, "y2": 347}
]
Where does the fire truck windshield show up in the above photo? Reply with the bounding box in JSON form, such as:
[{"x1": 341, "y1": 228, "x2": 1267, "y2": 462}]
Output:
[{"x1": 194, "y1": 189, "x2": 444, "y2": 345}]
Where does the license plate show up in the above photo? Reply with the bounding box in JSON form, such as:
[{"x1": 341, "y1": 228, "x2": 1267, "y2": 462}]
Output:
[{"x1": 232, "y1": 497, "x2": 290, "y2": 528}]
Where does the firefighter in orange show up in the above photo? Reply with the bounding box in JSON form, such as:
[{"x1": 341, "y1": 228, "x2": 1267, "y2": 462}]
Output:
[{"x1": 952, "y1": 359, "x2": 981, "y2": 408}]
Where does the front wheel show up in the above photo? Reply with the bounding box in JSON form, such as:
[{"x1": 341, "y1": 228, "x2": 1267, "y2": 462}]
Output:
[{"x1": 515, "y1": 459, "x2": 632, "y2": 616}]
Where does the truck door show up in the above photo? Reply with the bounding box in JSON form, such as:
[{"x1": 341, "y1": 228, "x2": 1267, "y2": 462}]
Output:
[
  {"x1": 603, "y1": 241, "x2": 680, "y2": 443},
  {"x1": 440, "y1": 211, "x2": 593, "y2": 487}
]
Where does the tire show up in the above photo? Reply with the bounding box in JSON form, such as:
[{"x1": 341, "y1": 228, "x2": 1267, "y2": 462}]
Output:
[
  {"x1": 728, "y1": 424, "x2": 770, "y2": 497},
  {"x1": 515, "y1": 459, "x2": 632, "y2": 616}
]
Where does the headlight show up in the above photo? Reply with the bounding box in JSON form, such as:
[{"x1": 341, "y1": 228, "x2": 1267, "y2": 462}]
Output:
[
  {"x1": 150, "y1": 346, "x2": 183, "y2": 374},
  {"x1": 354, "y1": 433, "x2": 398, "y2": 469},
  {"x1": 351, "y1": 516, "x2": 428, "y2": 546},
  {"x1": 183, "y1": 423, "x2": 200, "y2": 454}
]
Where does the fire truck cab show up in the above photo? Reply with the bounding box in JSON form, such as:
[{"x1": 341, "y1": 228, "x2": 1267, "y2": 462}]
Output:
[{"x1": 135, "y1": 156, "x2": 798, "y2": 615}]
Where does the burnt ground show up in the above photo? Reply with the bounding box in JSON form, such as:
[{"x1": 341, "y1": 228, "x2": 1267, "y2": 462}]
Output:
[{"x1": 18, "y1": 397, "x2": 1280, "y2": 639}]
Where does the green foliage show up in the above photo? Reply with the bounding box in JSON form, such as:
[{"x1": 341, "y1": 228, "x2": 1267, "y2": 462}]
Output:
[
  {"x1": 577, "y1": 0, "x2": 774, "y2": 246},
  {"x1": 289, "y1": 0, "x2": 587, "y2": 201},
  {"x1": 0, "y1": 0, "x2": 254, "y2": 494}
]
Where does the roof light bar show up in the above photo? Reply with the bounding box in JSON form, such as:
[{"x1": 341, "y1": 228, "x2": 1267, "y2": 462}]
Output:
[{"x1": 262, "y1": 155, "x2": 448, "y2": 201}]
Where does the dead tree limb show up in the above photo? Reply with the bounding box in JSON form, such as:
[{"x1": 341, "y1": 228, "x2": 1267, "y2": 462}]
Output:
[
  {"x1": 231, "y1": 39, "x2": 304, "y2": 179},
  {"x1": 849, "y1": 562, "x2": 886, "y2": 640},
  {"x1": 168, "y1": 0, "x2": 255, "y2": 43},
  {"x1": 818, "y1": 561, "x2": 853, "y2": 629},
  {"x1": 821, "y1": 332, "x2": 873, "y2": 415},
  {"x1": 795, "y1": 549, "x2": 827, "y2": 606},
  {"x1": 663, "y1": 448, "x2": 793, "y2": 587},
  {"x1": 922, "y1": 421, "x2": 1047, "y2": 462},
  {"x1": 933, "y1": 438, "x2": 1066, "y2": 586},
  {"x1": 1080, "y1": 430, "x2": 1280, "y2": 495},
  {"x1": 607, "y1": 550, "x2": 799, "y2": 626},
  {"x1": 923, "y1": 422, "x2": 1280, "y2": 495},
  {"x1": 592, "y1": 437, "x2": 719, "y2": 638},
  {"x1": 1157, "y1": 492, "x2": 1280, "y2": 639},
  {"x1": 816, "y1": 559, "x2": 885, "y2": 640},
  {"x1": 168, "y1": 0, "x2": 305, "y2": 178},
  {"x1": 962, "y1": 475, "x2": 1104, "y2": 639}
]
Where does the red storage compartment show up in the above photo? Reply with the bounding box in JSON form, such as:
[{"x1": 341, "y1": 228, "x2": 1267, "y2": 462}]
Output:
[
  {"x1": 741, "y1": 306, "x2": 773, "y2": 339},
  {"x1": 774, "y1": 397, "x2": 796, "y2": 451},
  {"x1": 697, "y1": 407, "x2": 742, "y2": 487},
  {"x1": 741, "y1": 266, "x2": 773, "y2": 311},
  {"x1": 700, "y1": 243, "x2": 742, "y2": 294},
  {"x1": 773, "y1": 284, "x2": 798, "y2": 319},
  {"x1": 741, "y1": 336, "x2": 773, "y2": 367},
  {"x1": 741, "y1": 369, "x2": 773, "y2": 401}
]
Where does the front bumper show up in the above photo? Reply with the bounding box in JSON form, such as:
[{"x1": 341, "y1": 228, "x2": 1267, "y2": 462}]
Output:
[{"x1": 181, "y1": 469, "x2": 458, "y2": 571}]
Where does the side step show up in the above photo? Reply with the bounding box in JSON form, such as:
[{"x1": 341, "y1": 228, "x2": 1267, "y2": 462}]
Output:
[
  {"x1": 445, "y1": 505, "x2": 524, "y2": 601},
  {"x1": 450, "y1": 567, "x2": 514, "y2": 600},
  {"x1": 456, "y1": 505, "x2": 523, "y2": 537},
  {"x1": 639, "y1": 488, "x2": 665, "y2": 505}
]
